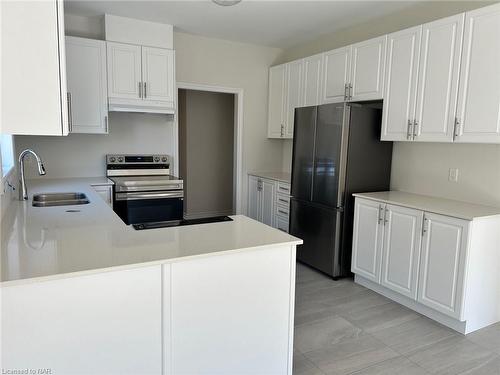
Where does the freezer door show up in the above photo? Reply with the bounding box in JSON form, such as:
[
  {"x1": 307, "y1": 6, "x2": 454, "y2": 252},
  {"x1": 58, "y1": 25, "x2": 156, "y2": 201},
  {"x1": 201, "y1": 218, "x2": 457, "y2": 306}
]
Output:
[
  {"x1": 312, "y1": 103, "x2": 349, "y2": 208},
  {"x1": 290, "y1": 198, "x2": 342, "y2": 277},
  {"x1": 291, "y1": 106, "x2": 317, "y2": 201}
]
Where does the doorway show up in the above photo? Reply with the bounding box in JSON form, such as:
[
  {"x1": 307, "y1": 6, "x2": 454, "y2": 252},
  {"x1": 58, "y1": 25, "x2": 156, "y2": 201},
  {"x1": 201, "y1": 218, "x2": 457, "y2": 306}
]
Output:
[{"x1": 178, "y1": 87, "x2": 240, "y2": 219}]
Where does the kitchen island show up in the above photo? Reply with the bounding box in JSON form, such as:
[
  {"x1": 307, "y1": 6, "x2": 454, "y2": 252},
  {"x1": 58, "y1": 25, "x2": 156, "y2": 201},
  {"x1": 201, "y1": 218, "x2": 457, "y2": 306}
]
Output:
[{"x1": 1, "y1": 178, "x2": 302, "y2": 375}]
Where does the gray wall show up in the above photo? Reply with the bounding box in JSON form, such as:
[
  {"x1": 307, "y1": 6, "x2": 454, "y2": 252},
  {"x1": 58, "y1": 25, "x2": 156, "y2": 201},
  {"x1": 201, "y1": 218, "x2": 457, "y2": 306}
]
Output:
[
  {"x1": 179, "y1": 89, "x2": 234, "y2": 218},
  {"x1": 278, "y1": 1, "x2": 500, "y2": 208}
]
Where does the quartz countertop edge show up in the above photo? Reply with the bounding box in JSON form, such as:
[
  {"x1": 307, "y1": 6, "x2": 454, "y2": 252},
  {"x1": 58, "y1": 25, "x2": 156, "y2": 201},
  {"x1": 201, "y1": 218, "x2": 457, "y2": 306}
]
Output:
[
  {"x1": 1, "y1": 177, "x2": 301, "y2": 286},
  {"x1": 353, "y1": 191, "x2": 500, "y2": 220},
  {"x1": 249, "y1": 171, "x2": 291, "y2": 184}
]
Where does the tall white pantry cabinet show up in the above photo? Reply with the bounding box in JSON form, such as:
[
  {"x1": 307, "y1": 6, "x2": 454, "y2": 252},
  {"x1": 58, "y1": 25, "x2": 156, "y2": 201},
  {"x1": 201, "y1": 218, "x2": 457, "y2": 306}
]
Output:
[{"x1": 351, "y1": 194, "x2": 500, "y2": 334}]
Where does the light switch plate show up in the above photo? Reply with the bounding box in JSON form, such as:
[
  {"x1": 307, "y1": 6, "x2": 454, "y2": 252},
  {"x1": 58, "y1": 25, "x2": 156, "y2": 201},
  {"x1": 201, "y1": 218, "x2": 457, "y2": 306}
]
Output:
[{"x1": 448, "y1": 168, "x2": 459, "y2": 183}]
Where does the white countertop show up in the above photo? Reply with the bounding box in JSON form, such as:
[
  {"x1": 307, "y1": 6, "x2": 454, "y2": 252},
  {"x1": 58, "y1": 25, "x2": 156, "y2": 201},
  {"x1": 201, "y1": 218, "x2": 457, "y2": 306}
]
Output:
[
  {"x1": 249, "y1": 171, "x2": 291, "y2": 184},
  {"x1": 1, "y1": 177, "x2": 301, "y2": 286},
  {"x1": 353, "y1": 191, "x2": 500, "y2": 220}
]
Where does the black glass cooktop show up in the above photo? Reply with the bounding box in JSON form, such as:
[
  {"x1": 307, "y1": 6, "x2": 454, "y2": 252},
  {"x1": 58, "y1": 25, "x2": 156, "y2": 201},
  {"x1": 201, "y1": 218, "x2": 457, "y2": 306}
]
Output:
[{"x1": 132, "y1": 216, "x2": 233, "y2": 230}]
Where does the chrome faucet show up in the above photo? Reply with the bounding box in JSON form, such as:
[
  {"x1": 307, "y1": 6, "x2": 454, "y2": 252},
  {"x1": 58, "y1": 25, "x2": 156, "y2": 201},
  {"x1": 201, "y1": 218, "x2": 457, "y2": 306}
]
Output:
[{"x1": 18, "y1": 149, "x2": 46, "y2": 200}]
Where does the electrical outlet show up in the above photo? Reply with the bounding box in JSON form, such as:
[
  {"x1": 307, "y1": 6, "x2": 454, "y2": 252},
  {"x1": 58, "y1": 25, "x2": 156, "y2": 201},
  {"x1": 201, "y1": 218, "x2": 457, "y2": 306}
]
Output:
[{"x1": 448, "y1": 168, "x2": 459, "y2": 183}]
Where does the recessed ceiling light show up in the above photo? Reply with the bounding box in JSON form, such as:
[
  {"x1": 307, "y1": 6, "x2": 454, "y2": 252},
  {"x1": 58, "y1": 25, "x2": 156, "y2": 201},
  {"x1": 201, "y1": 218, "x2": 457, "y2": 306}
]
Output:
[{"x1": 213, "y1": 0, "x2": 242, "y2": 6}]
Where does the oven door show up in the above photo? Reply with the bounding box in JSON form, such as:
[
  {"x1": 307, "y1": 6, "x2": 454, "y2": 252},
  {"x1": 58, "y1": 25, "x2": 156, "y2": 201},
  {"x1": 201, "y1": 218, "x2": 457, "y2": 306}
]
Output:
[{"x1": 113, "y1": 190, "x2": 184, "y2": 225}]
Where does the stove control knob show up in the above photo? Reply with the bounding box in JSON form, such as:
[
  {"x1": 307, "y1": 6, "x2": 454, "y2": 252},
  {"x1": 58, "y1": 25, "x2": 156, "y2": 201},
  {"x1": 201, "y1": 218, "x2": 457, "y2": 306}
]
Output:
[
  {"x1": 154, "y1": 157, "x2": 160, "y2": 162},
  {"x1": 118, "y1": 157, "x2": 124, "y2": 163},
  {"x1": 161, "y1": 157, "x2": 168, "y2": 162},
  {"x1": 109, "y1": 157, "x2": 116, "y2": 163}
]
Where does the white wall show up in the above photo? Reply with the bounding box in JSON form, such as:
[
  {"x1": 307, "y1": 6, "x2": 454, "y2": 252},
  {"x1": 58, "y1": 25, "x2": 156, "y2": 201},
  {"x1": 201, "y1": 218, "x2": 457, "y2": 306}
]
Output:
[
  {"x1": 15, "y1": 113, "x2": 175, "y2": 179},
  {"x1": 278, "y1": 1, "x2": 500, "y2": 208}
]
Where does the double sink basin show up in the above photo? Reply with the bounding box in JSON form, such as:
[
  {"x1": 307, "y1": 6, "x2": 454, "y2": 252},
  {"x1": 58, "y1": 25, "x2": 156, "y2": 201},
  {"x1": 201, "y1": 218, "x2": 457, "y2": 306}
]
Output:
[{"x1": 32, "y1": 192, "x2": 90, "y2": 207}]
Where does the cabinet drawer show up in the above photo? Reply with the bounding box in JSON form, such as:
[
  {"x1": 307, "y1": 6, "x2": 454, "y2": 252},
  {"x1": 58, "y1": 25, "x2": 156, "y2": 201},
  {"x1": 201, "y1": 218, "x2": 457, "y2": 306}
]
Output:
[
  {"x1": 275, "y1": 215, "x2": 289, "y2": 233},
  {"x1": 275, "y1": 205, "x2": 289, "y2": 218},
  {"x1": 276, "y1": 194, "x2": 290, "y2": 206},
  {"x1": 276, "y1": 182, "x2": 291, "y2": 195}
]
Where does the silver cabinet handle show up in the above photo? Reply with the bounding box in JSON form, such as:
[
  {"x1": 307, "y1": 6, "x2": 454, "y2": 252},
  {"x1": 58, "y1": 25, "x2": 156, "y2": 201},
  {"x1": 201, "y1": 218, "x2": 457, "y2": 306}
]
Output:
[
  {"x1": 144, "y1": 82, "x2": 147, "y2": 99},
  {"x1": 454, "y1": 117, "x2": 461, "y2": 139},
  {"x1": 344, "y1": 83, "x2": 349, "y2": 101},
  {"x1": 413, "y1": 119, "x2": 419, "y2": 140},
  {"x1": 378, "y1": 204, "x2": 384, "y2": 224},
  {"x1": 349, "y1": 83, "x2": 353, "y2": 100},
  {"x1": 384, "y1": 207, "x2": 389, "y2": 225},
  {"x1": 280, "y1": 124, "x2": 285, "y2": 137},
  {"x1": 407, "y1": 120, "x2": 413, "y2": 140},
  {"x1": 422, "y1": 215, "x2": 428, "y2": 236},
  {"x1": 138, "y1": 82, "x2": 143, "y2": 98},
  {"x1": 104, "y1": 115, "x2": 108, "y2": 133},
  {"x1": 67, "y1": 92, "x2": 73, "y2": 132}
]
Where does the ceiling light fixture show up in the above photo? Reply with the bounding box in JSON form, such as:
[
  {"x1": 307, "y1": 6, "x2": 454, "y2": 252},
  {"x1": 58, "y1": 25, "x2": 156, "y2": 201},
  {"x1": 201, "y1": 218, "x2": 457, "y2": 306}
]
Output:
[{"x1": 212, "y1": 0, "x2": 242, "y2": 6}]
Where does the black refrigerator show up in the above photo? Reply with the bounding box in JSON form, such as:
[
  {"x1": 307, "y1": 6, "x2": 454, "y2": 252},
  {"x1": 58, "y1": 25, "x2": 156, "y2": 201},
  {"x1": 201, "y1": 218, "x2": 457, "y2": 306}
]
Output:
[{"x1": 289, "y1": 102, "x2": 393, "y2": 279}]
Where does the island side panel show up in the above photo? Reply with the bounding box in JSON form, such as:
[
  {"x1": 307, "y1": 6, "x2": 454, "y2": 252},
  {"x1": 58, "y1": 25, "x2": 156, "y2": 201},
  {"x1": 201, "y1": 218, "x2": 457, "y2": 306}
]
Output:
[
  {"x1": 0, "y1": 266, "x2": 163, "y2": 375},
  {"x1": 165, "y1": 244, "x2": 296, "y2": 375}
]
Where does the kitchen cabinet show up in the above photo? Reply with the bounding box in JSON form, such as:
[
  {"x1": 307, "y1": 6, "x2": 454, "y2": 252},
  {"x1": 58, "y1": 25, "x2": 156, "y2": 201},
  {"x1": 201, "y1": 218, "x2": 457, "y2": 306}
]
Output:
[
  {"x1": 351, "y1": 198, "x2": 384, "y2": 283},
  {"x1": 267, "y1": 64, "x2": 288, "y2": 138},
  {"x1": 1, "y1": 266, "x2": 162, "y2": 374},
  {"x1": 322, "y1": 46, "x2": 351, "y2": 104},
  {"x1": 303, "y1": 54, "x2": 323, "y2": 107},
  {"x1": 381, "y1": 26, "x2": 422, "y2": 141},
  {"x1": 1, "y1": 0, "x2": 69, "y2": 136},
  {"x1": 417, "y1": 213, "x2": 468, "y2": 319},
  {"x1": 380, "y1": 204, "x2": 423, "y2": 299},
  {"x1": 247, "y1": 175, "x2": 260, "y2": 221},
  {"x1": 413, "y1": 14, "x2": 464, "y2": 142},
  {"x1": 349, "y1": 36, "x2": 386, "y2": 101},
  {"x1": 455, "y1": 3, "x2": 500, "y2": 143},
  {"x1": 65, "y1": 37, "x2": 108, "y2": 134},
  {"x1": 107, "y1": 42, "x2": 175, "y2": 113},
  {"x1": 351, "y1": 193, "x2": 500, "y2": 334},
  {"x1": 285, "y1": 60, "x2": 304, "y2": 138}
]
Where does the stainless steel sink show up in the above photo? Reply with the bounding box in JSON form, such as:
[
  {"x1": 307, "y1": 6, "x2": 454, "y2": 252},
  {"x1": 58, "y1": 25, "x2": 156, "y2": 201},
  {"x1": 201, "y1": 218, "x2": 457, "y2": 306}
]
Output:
[{"x1": 32, "y1": 192, "x2": 90, "y2": 207}]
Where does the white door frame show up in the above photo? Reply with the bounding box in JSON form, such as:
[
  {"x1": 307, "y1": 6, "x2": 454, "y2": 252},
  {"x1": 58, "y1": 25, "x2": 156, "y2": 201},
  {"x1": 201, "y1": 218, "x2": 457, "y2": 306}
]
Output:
[{"x1": 175, "y1": 82, "x2": 244, "y2": 214}]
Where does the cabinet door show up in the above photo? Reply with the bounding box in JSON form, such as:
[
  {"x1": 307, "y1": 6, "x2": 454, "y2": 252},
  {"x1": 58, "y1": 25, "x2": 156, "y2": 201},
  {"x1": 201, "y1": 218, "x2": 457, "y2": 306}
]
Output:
[
  {"x1": 92, "y1": 185, "x2": 113, "y2": 206},
  {"x1": 142, "y1": 47, "x2": 175, "y2": 103},
  {"x1": 381, "y1": 26, "x2": 421, "y2": 141},
  {"x1": 107, "y1": 42, "x2": 142, "y2": 100},
  {"x1": 417, "y1": 213, "x2": 469, "y2": 319},
  {"x1": 247, "y1": 176, "x2": 260, "y2": 221},
  {"x1": 455, "y1": 3, "x2": 500, "y2": 143},
  {"x1": 261, "y1": 179, "x2": 276, "y2": 226},
  {"x1": 380, "y1": 205, "x2": 423, "y2": 299},
  {"x1": 350, "y1": 36, "x2": 387, "y2": 101},
  {"x1": 303, "y1": 54, "x2": 323, "y2": 107},
  {"x1": 414, "y1": 14, "x2": 464, "y2": 142},
  {"x1": 285, "y1": 60, "x2": 304, "y2": 138},
  {"x1": 351, "y1": 198, "x2": 384, "y2": 283},
  {"x1": 267, "y1": 64, "x2": 287, "y2": 138},
  {"x1": 65, "y1": 37, "x2": 108, "y2": 134},
  {"x1": 322, "y1": 46, "x2": 351, "y2": 104},
  {"x1": 2, "y1": 0, "x2": 69, "y2": 136},
  {"x1": 1, "y1": 266, "x2": 162, "y2": 374}
]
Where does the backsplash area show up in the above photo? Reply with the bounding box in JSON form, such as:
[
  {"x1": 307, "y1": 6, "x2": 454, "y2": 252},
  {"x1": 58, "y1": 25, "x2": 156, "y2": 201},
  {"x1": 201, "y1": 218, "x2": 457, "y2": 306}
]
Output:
[{"x1": 14, "y1": 112, "x2": 175, "y2": 180}]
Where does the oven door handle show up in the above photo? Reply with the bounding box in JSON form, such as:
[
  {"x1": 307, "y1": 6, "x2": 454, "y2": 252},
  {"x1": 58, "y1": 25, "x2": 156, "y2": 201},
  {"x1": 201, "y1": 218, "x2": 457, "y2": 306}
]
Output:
[{"x1": 115, "y1": 191, "x2": 184, "y2": 201}]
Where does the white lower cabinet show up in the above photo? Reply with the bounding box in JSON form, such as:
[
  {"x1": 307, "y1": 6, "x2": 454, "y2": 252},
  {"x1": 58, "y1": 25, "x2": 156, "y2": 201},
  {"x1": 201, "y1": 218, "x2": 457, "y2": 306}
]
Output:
[
  {"x1": 352, "y1": 196, "x2": 500, "y2": 334},
  {"x1": 417, "y1": 213, "x2": 468, "y2": 319}
]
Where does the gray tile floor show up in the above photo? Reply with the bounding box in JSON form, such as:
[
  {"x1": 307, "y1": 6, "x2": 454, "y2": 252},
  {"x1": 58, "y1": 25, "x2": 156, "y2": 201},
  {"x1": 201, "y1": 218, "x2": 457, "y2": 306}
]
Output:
[{"x1": 293, "y1": 263, "x2": 500, "y2": 375}]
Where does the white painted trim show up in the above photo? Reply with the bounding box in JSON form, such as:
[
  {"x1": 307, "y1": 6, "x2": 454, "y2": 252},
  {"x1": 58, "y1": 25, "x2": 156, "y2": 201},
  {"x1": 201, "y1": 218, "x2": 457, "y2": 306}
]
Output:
[{"x1": 176, "y1": 82, "x2": 244, "y2": 214}]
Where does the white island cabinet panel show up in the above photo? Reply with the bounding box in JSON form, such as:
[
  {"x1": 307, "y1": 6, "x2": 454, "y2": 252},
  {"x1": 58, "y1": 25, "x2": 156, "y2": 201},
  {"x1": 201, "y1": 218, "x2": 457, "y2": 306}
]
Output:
[
  {"x1": 169, "y1": 246, "x2": 294, "y2": 375},
  {"x1": 1, "y1": 266, "x2": 162, "y2": 375}
]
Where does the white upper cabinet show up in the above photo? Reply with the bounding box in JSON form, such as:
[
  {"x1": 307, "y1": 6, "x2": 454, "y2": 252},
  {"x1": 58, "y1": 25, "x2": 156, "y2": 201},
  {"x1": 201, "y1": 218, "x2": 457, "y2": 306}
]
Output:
[
  {"x1": 417, "y1": 213, "x2": 468, "y2": 319},
  {"x1": 350, "y1": 36, "x2": 387, "y2": 101},
  {"x1": 414, "y1": 14, "x2": 464, "y2": 142},
  {"x1": 380, "y1": 204, "x2": 423, "y2": 300},
  {"x1": 322, "y1": 46, "x2": 351, "y2": 104},
  {"x1": 107, "y1": 42, "x2": 142, "y2": 101},
  {"x1": 351, "y1": 198, "x2": 384, "y2": 283},
  {"x1": 455, "y1": 3, "x2": 500, "y2": 143},
  {"x1": 66, "y1": 37, "x2": 108, "y2": 134},
  {"x1": 1, "y1": 0, "x2": 68, "y2": 136},
  {"x1": 141, "y1": 47, "x2": 175, "y2": 104},
  {"x1": 267, "y1": 64, "x2": 287, "y2": 138},
  {"x1": 285, "y1": 60, "x2": 303, "y2": 138},
  {"x1": 381, "y1": 26, "x2": 422, "y2": 141},
  {"x1": 303, "y1": 54, "x2": 323, "y2": 107}
]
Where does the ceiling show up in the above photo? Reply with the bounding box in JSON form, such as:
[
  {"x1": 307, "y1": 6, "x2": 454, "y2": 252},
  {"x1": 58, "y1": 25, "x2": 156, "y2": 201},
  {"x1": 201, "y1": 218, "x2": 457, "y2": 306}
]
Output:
[{"x1": 64, "y1": 0, "x2": 421, "y2": 49}]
